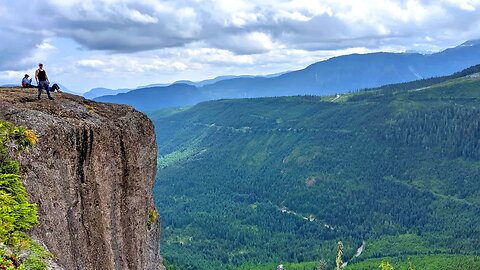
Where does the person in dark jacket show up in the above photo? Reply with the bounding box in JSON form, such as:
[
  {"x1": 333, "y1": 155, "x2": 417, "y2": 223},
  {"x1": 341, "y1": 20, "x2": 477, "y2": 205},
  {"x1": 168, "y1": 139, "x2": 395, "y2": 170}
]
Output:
[{"x1": 35, "y1": 63, "x2": 54, "y2": 100}]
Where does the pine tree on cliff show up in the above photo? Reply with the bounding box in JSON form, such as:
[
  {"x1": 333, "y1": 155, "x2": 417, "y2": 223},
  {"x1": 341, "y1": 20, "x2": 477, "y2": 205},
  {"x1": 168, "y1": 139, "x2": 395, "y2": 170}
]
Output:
[{"x1": 336, "y1": 241, "x2": 344, "y2": 270}]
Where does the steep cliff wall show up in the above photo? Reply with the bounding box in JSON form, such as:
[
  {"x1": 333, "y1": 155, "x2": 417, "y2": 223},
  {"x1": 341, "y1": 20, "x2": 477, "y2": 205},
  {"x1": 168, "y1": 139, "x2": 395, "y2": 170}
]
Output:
[{"x1": 0, "y1": 88, "x2": 164, "y2": 270}]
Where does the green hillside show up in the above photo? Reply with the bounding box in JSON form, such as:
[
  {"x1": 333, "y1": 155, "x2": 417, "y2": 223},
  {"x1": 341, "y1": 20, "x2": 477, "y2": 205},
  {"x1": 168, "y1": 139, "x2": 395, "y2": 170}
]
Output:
[{"x1": 150, "y1": 67, "x2": 480, "y2": 270}]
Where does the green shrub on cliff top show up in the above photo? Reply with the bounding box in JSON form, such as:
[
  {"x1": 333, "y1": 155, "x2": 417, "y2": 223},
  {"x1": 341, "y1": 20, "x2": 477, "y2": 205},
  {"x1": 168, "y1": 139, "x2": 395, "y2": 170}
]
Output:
[{"x1": 0, "y1": 122, "x2": 37, "y2": 150}]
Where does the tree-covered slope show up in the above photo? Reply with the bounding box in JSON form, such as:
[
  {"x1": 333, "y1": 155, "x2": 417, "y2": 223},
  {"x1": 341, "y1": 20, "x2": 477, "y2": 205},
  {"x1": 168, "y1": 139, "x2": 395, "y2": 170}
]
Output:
[{"x1": 150, "y1": 68, "x2": 480, "y2": 269}]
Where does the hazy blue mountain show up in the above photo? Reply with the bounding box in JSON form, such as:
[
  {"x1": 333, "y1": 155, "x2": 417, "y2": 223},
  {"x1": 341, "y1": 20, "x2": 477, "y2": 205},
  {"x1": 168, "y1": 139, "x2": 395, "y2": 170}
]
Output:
[
  {"x1": 172, "y1": 73, "x2": 287, "y2": 87},
  {"x1": 83, "y1": 87, "x2": 131, "y2": 99},
  {"x1": 173, "y1": 75, "x2": 255, "y2": 87},
  {"x1": 56, "y1": 83, "x2": 80, "y2": 95},
  {"x1": 95, "y1": 40, "x2": 480, "y2": 112},
  {"x1": 87, "y1": 75, "x2": 270, "y2": 99},
  {"x1": 126, "y1": 76, "x2": 253, "y2": 91},
  {"x1": 135, "y1": 83, "x2": 170, "y2": 89},
  {"x1": 96, "y1": 83, "x2": 204, "y2": 110},
  {"x1": 168, "y1": 73, "x2": 288, "y2": 88}
]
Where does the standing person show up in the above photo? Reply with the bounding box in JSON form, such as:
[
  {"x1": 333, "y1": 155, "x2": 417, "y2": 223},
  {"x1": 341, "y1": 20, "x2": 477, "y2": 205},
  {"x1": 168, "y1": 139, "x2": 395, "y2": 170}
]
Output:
[{"x1": 35, "y1": 63, "x2": 54, "y2": 100}]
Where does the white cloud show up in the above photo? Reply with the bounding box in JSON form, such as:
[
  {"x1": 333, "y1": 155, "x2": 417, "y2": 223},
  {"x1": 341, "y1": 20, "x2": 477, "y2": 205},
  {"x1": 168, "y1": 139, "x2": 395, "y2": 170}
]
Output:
[
  {"x1": 1, "y1": 0, "x2": 480, "y2": 91},
  {"x1": 77, "y1": 59, "x2": 106, "y2": 68},
  {"x1": 441, "y1": 0, "x2": 478, "y2": 11},
  {"x1": 75, "y1": 53, "x2": 191, "y2": 74},
  {"x1": 0, "y1": 71, "x2": 24, "y2": 81},
  {"x1": 3, "y1": 0, "x2": 480, "y2": 56},
  {"x1": 127, "y1": 9, "x2": 159, "y2": 24},
  {"x1": 37, "y1": 41, "x2": 57, "y2": 51},
  {"x1": 211, "y1": 32, "x2": 277, "y2": 55},
  {"x1": 172, "y1": 62, "x2": 188, "y2": 71}
]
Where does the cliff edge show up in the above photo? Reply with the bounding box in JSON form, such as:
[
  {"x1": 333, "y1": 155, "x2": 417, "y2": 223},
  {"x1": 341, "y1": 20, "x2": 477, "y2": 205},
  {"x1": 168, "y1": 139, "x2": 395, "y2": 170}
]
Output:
[{"x1": 0, "y1": 87, "x2": 164, "y2": 270}]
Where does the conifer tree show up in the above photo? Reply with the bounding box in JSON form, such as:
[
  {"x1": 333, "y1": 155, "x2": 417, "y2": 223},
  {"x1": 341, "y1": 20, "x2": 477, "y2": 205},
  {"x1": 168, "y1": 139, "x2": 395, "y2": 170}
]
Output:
[
  {"x1": 407, "y1": 258, "x2": 416, "y2": 270},
  {"x1": 380, "y1": 261, "x2": 395, "y2": 270},
  {"x1": 336, "y1": 241, "x2": 344, "y2": 270},
  {"x1": 317, "y1": 259, "x2": 327, "y2": 270}
]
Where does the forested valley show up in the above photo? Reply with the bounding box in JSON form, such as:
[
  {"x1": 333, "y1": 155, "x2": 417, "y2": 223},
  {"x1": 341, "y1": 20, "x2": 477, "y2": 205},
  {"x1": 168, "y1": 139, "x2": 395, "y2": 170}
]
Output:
[{"x1": 150, "y1": 66, "x2": 480, "y2": 270}]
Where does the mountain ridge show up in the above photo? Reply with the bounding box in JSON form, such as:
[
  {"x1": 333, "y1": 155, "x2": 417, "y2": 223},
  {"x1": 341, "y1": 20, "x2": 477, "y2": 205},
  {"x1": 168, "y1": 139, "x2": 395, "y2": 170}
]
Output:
[
  {"x1": 96, "y1": 40, "x2": 480, "y2": 112},
  {"x1": 84, "y1": 73, "x2": 288, "y2": 99}
]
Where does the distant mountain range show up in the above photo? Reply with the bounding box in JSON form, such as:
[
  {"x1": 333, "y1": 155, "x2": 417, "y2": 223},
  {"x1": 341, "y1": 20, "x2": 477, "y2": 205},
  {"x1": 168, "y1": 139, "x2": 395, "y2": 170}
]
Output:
[
  {"x1": 84, "y1": 73, "x2": 287, "y2": 99},
  {"x1": 57, "y1": 84, "x2": 78, "y2": 95},
  {"x1": 172, "y1": 72, "x2": 288, "y2": 88},
  {"x1": 83, "y1": 87, "x2": 131, "y2": 99},
  {"x1": 95, "y1": 40, "x2": 480, "y2": 112}
]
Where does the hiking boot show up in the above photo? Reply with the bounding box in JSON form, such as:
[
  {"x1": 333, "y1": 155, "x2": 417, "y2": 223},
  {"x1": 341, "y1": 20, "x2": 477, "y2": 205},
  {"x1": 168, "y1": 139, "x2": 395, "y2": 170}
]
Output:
[
  {"x1": 48, "y1": 97, "x2": 55, "y2": 100},
  {"x1": 37, "y1": 95, "x2": 41, "y2": 100}
]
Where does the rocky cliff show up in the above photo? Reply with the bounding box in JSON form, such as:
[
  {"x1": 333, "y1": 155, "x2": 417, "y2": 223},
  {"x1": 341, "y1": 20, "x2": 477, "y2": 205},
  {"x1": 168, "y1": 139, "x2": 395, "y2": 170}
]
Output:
[{"x1": 0, "y1": 87, "x2": 165, "y2": 270}]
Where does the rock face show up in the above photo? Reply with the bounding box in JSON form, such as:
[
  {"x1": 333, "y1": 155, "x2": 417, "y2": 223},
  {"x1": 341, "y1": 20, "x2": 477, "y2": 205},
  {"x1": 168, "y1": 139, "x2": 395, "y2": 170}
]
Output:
[{"x1": 0, "y1": 88, "x2": 165, "y2": 270}]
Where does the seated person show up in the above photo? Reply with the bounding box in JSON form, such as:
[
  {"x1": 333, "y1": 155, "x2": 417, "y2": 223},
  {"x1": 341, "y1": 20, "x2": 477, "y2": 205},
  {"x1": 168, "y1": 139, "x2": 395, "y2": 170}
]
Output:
[
  {"x1": 21, "y1": 74, "x2": 36, "y2": 88},
  {"x1": 50, "y1": 83, "x2": 62, "y2": 93}
]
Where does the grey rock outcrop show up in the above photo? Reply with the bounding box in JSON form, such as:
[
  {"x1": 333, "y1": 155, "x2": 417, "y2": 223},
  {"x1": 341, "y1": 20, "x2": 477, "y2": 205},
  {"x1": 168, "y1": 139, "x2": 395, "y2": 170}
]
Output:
[{"x1": 0, "y1": 87, "x2": 165, "y2": 270}]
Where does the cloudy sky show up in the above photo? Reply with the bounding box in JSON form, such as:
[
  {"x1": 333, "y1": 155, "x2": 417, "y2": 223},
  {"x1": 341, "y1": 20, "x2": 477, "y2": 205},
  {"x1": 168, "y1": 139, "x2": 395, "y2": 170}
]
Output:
[{"x1": 1, "y1": 0, "x2": 480, "y2": 92}]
